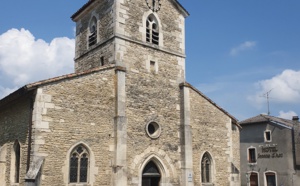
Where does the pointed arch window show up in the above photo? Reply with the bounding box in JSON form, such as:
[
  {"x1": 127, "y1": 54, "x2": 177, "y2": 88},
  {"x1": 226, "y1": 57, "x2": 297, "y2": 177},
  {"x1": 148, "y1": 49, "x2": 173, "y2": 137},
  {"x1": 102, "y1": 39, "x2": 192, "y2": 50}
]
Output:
[
  {"x1": 69, "y1": 145, "x2": 89, "y2": 183},
  {"x1": 11, "y1": 140, "x2": 20, "y2": 183},
  {"x1": 146, "y1": 14, "x2": 159, "y2": 45},
  {"x1": 201, "y1": 152, "x2": 212, "y2": 183},
  {"x1": 142, "y1": 161, "x2": 161, "y2": 186},
  {"x1": 14, "y1": 142, "x2": 20, "y2": 183},
  {"x1": 88, "y1": 17, "x2": 97, "y2": 47}
]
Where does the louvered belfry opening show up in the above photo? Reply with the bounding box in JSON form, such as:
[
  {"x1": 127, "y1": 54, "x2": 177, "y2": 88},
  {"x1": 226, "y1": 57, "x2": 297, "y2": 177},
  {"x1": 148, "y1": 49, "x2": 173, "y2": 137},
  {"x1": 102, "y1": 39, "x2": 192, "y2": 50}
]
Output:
[
  {"x1": 89, "y1": 17, "x2": 97, "y2": 47},
  {"x1": 146, "y1": 14, "x2": 159, "y2": 45}
]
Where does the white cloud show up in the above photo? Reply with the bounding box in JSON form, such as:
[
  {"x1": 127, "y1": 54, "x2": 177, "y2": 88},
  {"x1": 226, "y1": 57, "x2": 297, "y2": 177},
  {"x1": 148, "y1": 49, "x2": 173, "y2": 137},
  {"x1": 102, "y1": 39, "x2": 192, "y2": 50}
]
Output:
[
  {"x1": 230, "y1": 41, "x2": 256, "y2": 56},
  {"x1": 248, "y1": 69, "x2": 300, "y2": 106},
  {"x1": 0, "y1": 28, "x2": 75, "y2": 99},
  {"x1": 278, "y1": 110, "x2": 298, "y2": 120}
]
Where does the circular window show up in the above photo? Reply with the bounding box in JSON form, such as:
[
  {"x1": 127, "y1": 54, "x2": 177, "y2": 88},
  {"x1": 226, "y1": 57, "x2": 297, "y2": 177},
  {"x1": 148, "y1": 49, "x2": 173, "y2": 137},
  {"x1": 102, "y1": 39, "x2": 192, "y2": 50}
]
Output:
[{"x1": 146, "y1": 122, "x2": 161, "y2": 139}]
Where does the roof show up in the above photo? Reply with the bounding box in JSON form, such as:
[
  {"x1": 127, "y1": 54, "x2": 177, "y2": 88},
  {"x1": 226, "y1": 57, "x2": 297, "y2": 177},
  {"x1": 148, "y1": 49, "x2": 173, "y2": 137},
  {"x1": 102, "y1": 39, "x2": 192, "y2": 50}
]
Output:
[
  {"x1": 71, "y1": 0, "x2": 95, "y2": 20},
  {"x1": 0, "y1": 65, "x2": 116, "y2": 109},
  {"x1": 1, "y1": 67, "x2": 239, "y2": 127},
  {"x1": 239, "y1": 114, "x2": 299, "y2": 129},
  {"x1": 180, "y1": 82, "x2": 240, "y2": 127},
  {"x1": 71, "y1": 0, "x2": 189, "y2": 21}
]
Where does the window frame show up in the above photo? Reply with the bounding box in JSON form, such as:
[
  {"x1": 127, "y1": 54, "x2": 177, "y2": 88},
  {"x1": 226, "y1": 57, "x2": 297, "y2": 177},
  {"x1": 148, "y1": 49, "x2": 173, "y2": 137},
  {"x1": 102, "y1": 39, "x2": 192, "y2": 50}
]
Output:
[
  {"x1": 88, "y1": 16, "x2": 98, "y2": 47},
  {"x1": 201, "y1": 152, "x2": 214, "y2": 185},
  {"x1": 69, "y1": 145, "x2": 90, "y2": 184},
  {"x1": 146, "y1": 14, "x2": 160, "y2": 45},
  {"x1": 264, "y1": 171, "x2": 277, "y2": 186},
  {"x1": 246, "y1": 171, "x2": 260, "y2": 186},
  {"x1": 10, "y1": 140, "x2": 21, "y2": 184},
  {"x1": 264, "y1": 130, "x2": 272, "y2": 142},
  {"x1": 247, "y1": 147, "x2": 257, "y2": 164}
]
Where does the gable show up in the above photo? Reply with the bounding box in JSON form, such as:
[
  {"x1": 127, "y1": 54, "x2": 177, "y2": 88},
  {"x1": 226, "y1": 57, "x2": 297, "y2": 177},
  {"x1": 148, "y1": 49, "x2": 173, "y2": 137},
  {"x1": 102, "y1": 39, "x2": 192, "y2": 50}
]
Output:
[{"x1": 182, "y1": 82, "x2": 239, "y2": 126}]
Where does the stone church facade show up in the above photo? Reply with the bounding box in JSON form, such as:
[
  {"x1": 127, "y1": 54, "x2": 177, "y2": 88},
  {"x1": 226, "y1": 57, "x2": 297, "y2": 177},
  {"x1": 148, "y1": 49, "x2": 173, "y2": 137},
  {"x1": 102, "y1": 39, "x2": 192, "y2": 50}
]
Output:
[{"x1": 0, "y1": 0, "x2": 240, "y2": 186}]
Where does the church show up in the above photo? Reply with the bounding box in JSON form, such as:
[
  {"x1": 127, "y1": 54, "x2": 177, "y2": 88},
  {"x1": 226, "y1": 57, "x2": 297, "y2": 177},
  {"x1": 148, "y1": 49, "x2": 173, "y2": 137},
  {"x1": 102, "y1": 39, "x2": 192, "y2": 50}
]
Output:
[{"x1": 0, "y1": 0, "x2": 240, "y2": 185}]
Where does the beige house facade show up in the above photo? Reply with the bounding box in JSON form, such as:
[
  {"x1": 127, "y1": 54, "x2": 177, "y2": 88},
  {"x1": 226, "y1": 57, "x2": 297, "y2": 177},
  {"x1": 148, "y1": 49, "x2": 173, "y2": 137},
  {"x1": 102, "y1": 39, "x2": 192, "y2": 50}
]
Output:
[{"x1": 0, "y1": 0, "x2": 240, "y2": 186}]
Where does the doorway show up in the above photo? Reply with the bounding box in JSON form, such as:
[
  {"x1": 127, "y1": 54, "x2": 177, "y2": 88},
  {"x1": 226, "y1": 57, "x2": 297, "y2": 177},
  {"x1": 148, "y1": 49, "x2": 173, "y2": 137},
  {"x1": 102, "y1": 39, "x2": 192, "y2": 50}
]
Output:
[
  {"x1": 142, "y1": 161, "x2": 161, "y2": 186},
  {"x1": 250, "y1": 172, "x2": 258, "y2": 186}
]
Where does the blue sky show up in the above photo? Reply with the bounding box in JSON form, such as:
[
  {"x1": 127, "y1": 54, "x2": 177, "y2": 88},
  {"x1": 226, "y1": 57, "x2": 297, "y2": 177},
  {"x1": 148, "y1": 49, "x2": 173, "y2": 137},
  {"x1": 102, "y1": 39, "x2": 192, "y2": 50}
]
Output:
[{"x1": 0, "y1": 0, "x2": 299, "y2": 121}]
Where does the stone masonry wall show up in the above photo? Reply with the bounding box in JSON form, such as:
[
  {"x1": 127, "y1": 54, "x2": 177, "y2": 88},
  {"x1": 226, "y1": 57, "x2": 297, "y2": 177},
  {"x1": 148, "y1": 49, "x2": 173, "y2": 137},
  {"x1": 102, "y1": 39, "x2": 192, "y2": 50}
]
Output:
[
  {"x1": 189, "y1": 89, "x2": 233, "y2": 185},
  {"x1": 120, "y1": 0, "x2": 185, "y2": 53},
  {"x1": 114, "y1": 1, "x2": 187, "y2": 184},
  {"x1": 35, "y1": 68, "x2": 116, "y2": 186},
  {"x1": 0, "y1": 96, "x2": 31, "y2": 186},
  {"x1": 75, "y1": 40, "x2": 115, "y2": 73},
  {"x1": 124, "y1": 41, "x2": 185, "y2": 185},
  {"x1": 74, "y1": 0, "x2": 114, "y2": 72}
]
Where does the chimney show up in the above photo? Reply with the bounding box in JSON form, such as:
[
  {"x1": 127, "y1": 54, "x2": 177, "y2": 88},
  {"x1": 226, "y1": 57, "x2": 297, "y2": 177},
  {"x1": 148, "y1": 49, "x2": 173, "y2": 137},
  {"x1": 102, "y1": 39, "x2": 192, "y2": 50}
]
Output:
[{"x1": 292, "y1": 116, "x2": 299, "y2": 121}]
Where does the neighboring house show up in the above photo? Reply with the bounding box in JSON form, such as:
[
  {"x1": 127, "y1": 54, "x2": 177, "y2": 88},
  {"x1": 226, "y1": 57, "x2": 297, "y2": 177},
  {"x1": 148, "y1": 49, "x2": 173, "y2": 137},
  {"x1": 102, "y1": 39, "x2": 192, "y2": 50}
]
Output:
[
  {"x1": 239, "y1": 114, "x2": 300, "y2": 186},
  {"x1": 0, "y1": 1, "x2": 241, "y2": 186}
]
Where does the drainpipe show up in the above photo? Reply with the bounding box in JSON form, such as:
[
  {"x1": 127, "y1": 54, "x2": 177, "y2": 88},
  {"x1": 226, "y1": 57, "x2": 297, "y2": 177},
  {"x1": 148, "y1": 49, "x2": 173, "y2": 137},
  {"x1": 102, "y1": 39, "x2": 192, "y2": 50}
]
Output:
[{"x1": 291, "y1": 116, "x2": 299, "y2": 186}]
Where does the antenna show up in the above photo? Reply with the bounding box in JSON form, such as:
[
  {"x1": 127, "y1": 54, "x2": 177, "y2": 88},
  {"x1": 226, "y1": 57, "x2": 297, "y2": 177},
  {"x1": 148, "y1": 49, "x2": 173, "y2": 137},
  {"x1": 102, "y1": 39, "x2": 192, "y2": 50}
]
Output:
[{"x1": 261, "y1": 89, "x2": 273, "y2": 115}]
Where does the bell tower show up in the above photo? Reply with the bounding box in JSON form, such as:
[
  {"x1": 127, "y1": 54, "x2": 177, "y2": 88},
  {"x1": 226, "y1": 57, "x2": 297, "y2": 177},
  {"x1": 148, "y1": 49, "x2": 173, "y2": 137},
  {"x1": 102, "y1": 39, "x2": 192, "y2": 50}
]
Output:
[
  {"x1": 71, "y1": 1, "x2": 190, "y2": 186},
  {"x1": 71, "y1": 0, "x2": 188, "y2": 76},
  {"x1": 71, "y1": 0, "x2": 116, "y2": 72}
]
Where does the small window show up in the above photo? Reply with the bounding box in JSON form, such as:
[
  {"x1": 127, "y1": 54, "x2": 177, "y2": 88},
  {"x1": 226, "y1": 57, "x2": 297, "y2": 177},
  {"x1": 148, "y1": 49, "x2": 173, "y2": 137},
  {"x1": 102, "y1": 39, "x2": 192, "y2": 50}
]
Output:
[
  {"x1": 100, "y1": 56, "x2": 104, "y2": 66},
  {"x1": 265, "y1": 131, "x2": 271, "y2": 142},
  {"x1": 232, "y1": 124, "x2": 237, "y2": 131},
  {"x1": 146, "y1": 14, "x2": 159, "y2": 45},
  {"x1": 150, "y1": 61, "x2": 155, "y2": 73},
  {"x1": 248, "y1": 148, "x2": 256, "y2": 163},
  {"x1": 69, "y1": 145, "x2": 89, "y2": 183}
]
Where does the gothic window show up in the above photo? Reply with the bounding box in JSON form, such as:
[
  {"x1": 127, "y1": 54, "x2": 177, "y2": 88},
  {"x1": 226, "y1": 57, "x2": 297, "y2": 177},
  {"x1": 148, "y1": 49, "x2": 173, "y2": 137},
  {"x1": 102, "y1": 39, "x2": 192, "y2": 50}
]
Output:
[
  {"x1": 201, "y1": 152, "x2": 212, "y2": 183},
  {"x1": 88, "y1": 17, "x2": 97, "y2": 47},
  {"x1": 69, "y1": 145, "x2": 89, "y2": 183},
  {"x1": 146, "y1": 14, "x2": 159, "y2": 45},
  {"x1": 12, "y1": 140, "x2": 20, "y2": 183},
  {"x1": 142, "y1": 161, "x2": 161, "y2": 186}
]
